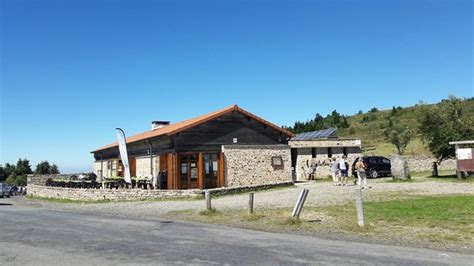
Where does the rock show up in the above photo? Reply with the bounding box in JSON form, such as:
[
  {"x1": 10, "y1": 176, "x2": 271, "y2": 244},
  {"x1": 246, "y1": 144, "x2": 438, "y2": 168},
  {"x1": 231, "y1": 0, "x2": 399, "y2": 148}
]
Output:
[{"x1": 390, "y1": 154, "x2": 411, "y2": 180}]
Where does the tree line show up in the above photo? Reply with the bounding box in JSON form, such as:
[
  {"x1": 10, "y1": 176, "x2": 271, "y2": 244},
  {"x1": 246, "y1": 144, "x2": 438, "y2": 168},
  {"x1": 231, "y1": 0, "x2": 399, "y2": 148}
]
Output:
[
  {"x1": 0, "y1": 159, "x2": 60, "y2": 186},
  {"x1": 284, "y1": 110, "x2": 350, "y2": 134}
]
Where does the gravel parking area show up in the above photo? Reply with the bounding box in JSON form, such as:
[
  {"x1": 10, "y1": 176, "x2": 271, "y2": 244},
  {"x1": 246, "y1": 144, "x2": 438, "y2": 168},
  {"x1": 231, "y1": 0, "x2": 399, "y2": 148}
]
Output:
[{"x1": 22, "y1": 177, "x2": 474, "y2": 220}]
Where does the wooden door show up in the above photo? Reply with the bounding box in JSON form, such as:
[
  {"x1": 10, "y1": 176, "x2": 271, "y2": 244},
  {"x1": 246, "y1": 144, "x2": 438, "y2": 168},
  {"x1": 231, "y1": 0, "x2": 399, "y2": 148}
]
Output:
[
  {"x1": 202, "y1": 153, "x2": 219, "y2": 189},
  {"x1": 129, "y1": 157, "x2": 136, "y2": 177},
  {"x1": 179, "y1": 154, "x2": 199, "y2": 189}
]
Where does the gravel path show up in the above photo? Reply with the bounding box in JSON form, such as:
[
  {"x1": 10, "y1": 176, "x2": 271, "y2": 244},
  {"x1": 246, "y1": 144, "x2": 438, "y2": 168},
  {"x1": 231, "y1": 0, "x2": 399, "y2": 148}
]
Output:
[{"x1": 25, "y1": 177, "x2": 474, "y2": 220}]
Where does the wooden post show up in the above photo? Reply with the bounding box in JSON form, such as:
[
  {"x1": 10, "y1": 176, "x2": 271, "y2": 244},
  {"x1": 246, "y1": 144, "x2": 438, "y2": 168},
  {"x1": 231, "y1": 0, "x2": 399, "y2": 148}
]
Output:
[
  {"x1": 248, "y1": 193, "x2": 254, "y2": 214},
  {"x1": 432, "y1": 162, "x2": 438, "y2": 177},
  {"x1": 205, "y1": 191, "x2": 212, "y2": 211},
  {"x1": 292, "y1": 188, "x2": 309, "y2": 219},
  {"x1": 355, "y1": 188, "x2": 365, "y2": 227}
]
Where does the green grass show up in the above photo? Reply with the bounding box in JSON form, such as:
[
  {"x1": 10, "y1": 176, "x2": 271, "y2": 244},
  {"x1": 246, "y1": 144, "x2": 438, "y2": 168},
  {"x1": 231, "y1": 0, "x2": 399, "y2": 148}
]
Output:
[
  {"x1": 26, "y1": 195, "x2": 112, "y2": 204},
  {"x1": 168, "y1": 195, "x2": 474, "y2": 247}
]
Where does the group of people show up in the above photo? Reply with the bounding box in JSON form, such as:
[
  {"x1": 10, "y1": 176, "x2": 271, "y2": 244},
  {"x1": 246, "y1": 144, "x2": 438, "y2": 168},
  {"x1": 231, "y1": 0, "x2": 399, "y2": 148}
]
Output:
[
  {"x1": 304, "y1": 155, "x2": 369, "y2": 189},
  {"x1": 330, "y1": 155, "x2": 369, "y2": 189}
]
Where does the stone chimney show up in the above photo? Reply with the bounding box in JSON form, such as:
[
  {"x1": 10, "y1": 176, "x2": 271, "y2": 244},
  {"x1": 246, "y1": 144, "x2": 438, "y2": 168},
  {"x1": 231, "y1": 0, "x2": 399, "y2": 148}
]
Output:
[{"x1": 151, "y1": 121, "x2": 170, "y2": 130}]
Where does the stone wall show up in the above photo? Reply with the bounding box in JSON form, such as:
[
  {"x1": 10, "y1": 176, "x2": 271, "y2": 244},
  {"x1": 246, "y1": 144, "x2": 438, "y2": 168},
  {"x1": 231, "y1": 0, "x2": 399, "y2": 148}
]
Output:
[
  {"x1": 222, "y1": 145, "x2": 292, "y2": 187},
  {"x1": 28, "y1": 184, "x2": 201, "y2": 201},
  {"x1": 92, "y1": 161, "x2": 109, "y2": 179},
  {"x1": 294, "y1": 147, "x2": 362, "y2": 180},
  {"x1": 27, "y1": 174, "x2": 72, "y2": 186},
  {"x1": 135, "y1": 156, "x2": 160, "y2": 178},
  {"x1": 405, "y1": 156, "x2": 456, "y2": 172}
]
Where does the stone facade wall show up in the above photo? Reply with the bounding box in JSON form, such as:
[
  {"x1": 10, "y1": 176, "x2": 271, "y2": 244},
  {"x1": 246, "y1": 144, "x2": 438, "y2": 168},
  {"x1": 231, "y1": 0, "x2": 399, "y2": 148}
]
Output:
[
  {"x1": 294, "y1": 146, "x2": 362, "y2": 181},
  {"x1": 28, "y1": 184, "x2": 201, "y2": 201},
  {"x1": 135, "y1": 156, "x2": 160, "y2": 178},
  {"x1": 92, "y1": 161, "x2": 109, "y2": 179},
  {"x1": 222, "y1": 145, "x2": 292, "y2": 187}
]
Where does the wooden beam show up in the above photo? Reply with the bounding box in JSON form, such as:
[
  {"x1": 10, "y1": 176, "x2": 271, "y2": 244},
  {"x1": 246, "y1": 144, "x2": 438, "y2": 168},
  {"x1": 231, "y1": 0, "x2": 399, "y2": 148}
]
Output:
[
  {"x1": 198, "y1": 153, "x2": 204, "y2": 189},
  {"x1": 166, "y1": 153, "x2": 177, "y2": 189},
  {"x1": 218, "y1": 152, "x2": 225, "y2": 187}
]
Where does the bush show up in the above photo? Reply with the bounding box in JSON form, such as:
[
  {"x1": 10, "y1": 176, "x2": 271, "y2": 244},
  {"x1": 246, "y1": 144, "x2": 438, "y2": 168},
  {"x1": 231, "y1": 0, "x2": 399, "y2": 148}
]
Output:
[
  {"x1": 5, "y1": 172, "x2": 17, "y2": 185},
  {"x1": 14, "y1": 175, "x2": 27, "y2": 186}
]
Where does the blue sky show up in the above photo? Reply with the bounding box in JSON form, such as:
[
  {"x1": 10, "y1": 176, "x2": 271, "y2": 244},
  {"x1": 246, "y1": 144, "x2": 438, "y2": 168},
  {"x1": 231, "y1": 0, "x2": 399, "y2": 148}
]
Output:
[{"x1": 1, "y1": 0, "x2": 472, "y2": 173}]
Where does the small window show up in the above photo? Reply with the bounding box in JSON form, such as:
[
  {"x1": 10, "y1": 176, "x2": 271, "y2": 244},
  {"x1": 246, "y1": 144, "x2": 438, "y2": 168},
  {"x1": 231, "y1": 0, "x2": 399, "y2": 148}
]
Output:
[
  {"x1": 327, "y1": 147, "x2": 333, "y2": 158},
  {"x1": 311, "y1": 148, "x2": 316, "y2": 158},
  {"x1": 271, "y1": 156, "x2": 283, "y2": 167}
]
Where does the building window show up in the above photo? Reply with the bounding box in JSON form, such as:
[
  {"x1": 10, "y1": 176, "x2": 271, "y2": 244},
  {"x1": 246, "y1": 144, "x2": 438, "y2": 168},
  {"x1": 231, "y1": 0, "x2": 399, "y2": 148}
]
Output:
[
  {"x1": 343, "y1": 147, "x2": 348, "y2": 156},
  {"x1": 311, "y1": 148, "x2": 316, "y2": 158},
  {"x1": 327, "y1": 147, "x2": 332, "y2": 158},
  {"x1": 271, "y1": 156, "x2": 283, "y2": 167}
]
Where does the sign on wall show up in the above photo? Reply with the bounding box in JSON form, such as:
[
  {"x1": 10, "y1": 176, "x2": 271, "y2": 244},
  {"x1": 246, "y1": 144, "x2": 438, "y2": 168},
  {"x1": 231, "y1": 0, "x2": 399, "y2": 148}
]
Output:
[
  {"x1": 116, "y1": 128, "x2": 132, "y2": 184},
  {"x1": 456, "y1": 148, "x2": 473, "y2": 160}
]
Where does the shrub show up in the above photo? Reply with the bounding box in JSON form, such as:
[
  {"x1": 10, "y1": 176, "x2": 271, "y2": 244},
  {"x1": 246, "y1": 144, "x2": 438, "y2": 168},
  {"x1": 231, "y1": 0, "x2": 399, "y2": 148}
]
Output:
[{"x1": 14, "y1": 175, "x2": 27, "y2": 186}]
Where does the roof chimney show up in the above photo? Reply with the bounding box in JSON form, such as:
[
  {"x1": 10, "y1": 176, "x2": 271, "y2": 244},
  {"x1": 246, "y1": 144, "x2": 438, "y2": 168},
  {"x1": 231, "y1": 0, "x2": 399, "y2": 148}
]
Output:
[{"x1": 151, "y1": 121, "x2": 170, "y2": 130}]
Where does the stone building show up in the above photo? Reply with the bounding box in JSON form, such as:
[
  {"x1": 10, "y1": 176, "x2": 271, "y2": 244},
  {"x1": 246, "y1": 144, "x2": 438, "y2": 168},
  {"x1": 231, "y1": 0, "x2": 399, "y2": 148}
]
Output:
[
  {"x1": 288, "y1": 128, "x2": 362, "y2": 180},
  {"x1": 92, "y1": 105, "x2": 294, "y2": 189}
]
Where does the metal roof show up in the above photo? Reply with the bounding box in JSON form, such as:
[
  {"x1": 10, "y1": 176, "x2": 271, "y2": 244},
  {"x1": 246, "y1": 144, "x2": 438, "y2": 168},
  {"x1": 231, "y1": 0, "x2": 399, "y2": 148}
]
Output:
[
  {"x1": 291, "y1": 127, "x2": 338, "y2": 141},
  {"x1": 449, "y1": 140, "x2": 474, "y2": 145}
]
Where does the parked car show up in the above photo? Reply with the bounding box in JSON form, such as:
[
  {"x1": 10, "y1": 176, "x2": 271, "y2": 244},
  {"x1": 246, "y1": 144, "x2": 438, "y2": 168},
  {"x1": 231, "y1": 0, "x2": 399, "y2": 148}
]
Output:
[
  {"x1": 352, "y1": 156, "x2": 391, "y2": 178},
  {"x1": 9, "y1": 186, "x2": 18, "y2": 196},
  {"x1": 0, "y1": 183, "x2": 11, "y2": 198}
]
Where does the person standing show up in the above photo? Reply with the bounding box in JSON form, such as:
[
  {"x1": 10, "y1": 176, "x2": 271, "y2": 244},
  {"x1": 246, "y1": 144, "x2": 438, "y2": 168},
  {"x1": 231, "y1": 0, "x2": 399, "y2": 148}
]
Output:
[
  {"x1": 330, "y1": 157, "x2": 340, "y2": 186},
  {"x1": 339, "y1": 155, "x2": 349, "y2": 186},
  {"x1": 355, "y1": 157, "x2": 368, "y2": 189}
]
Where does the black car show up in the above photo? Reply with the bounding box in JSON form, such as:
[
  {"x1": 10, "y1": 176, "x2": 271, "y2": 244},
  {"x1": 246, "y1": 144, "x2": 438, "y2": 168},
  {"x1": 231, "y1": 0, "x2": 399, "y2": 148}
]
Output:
[{"x1": 352, "y1": 156, "x2": 391, "y2": 178}]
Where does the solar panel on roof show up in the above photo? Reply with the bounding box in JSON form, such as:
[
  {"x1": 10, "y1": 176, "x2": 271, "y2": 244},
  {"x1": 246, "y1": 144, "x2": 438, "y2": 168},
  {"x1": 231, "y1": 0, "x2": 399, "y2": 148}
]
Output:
[{"x1": 291, "y1": 127, "x2": 337, "y2": 141}]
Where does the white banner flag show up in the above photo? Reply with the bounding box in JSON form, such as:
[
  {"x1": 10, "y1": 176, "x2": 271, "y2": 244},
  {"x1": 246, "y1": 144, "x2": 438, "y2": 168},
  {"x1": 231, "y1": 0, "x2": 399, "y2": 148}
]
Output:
[{"x1": 116, "y1": 128, "x2": 131, "y2": 184}]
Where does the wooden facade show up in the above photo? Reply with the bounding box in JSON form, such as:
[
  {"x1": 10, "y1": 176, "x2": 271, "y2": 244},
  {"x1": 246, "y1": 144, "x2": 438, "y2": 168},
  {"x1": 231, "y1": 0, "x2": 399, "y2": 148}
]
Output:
[{"x1": 92, "y1": 106, "x2": 294, "y2": 189}]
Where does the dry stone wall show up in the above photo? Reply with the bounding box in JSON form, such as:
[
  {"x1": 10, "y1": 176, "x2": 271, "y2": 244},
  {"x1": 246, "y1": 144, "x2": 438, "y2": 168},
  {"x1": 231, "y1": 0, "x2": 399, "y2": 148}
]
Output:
[
  {"x1": 27, "y1": 174, "x2": 71, "y2": 186},
  {"x1": 222, "y1": 145, "x2": 292, "y2": 187},
  {"x1": 28, "y1": 184, "x2": 201, "y2": 201},
  {"x1": 405, "y1": 156, "x2": 456, "y2": 172}
]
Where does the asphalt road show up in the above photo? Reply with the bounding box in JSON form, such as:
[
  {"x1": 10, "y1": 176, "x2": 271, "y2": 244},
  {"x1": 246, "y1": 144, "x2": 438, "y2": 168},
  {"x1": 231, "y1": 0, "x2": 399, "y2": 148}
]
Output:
[{"x1": 0, "y1": 198, "x2": 472, "y2": 265}]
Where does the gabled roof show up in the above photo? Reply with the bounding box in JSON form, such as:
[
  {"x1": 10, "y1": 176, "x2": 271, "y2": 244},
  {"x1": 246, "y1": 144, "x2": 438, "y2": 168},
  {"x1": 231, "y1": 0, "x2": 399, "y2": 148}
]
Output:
[
  {"x1": 92, "y1": 105, "x2": 294, "y2": 153},
  {"x1": 290, "y1": 127, "x2": 338, "y2": 141}
]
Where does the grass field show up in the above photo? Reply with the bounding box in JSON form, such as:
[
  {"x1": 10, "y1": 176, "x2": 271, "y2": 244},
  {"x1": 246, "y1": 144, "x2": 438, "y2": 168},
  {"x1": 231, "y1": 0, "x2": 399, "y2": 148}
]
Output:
[{"x1": 169, "y1": 195, "x2": 474, "y2": 249}]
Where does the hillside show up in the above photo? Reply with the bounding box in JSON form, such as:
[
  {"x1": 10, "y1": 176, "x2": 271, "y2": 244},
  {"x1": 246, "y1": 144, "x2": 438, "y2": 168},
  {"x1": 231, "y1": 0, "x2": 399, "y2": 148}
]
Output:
[{"x1": 288, "y1": 98, "x2": 474, "y2": 157}]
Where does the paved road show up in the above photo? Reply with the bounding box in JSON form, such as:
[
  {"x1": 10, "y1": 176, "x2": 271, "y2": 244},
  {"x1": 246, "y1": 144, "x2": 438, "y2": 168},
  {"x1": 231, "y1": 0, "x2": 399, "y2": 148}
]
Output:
[{"x1": 0, "y1": 199, "x2": 472, "y2": 265}]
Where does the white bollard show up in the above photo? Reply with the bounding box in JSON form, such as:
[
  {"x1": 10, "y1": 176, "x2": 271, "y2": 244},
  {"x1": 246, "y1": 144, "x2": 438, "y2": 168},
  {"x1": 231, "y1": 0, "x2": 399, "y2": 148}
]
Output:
[
  {"x1": 292, "y1": 188, "x2": 309, "y2": 219},
  {"x1": 205, "y1": 191, "x2": 212, "y2": 211},
  {"x1": 355, "y1": 188, "x2": 365, "y2": 227}
]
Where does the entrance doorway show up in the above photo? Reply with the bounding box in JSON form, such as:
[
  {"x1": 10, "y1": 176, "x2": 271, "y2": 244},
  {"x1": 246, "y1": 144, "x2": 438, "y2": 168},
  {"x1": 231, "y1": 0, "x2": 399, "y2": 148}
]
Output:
[
  {"x1": 203, "y1": 153, "x2": 219, "y2": 188},
  {"x1": 179, "y1": 154, "x2": 198, "y2": 189}
]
